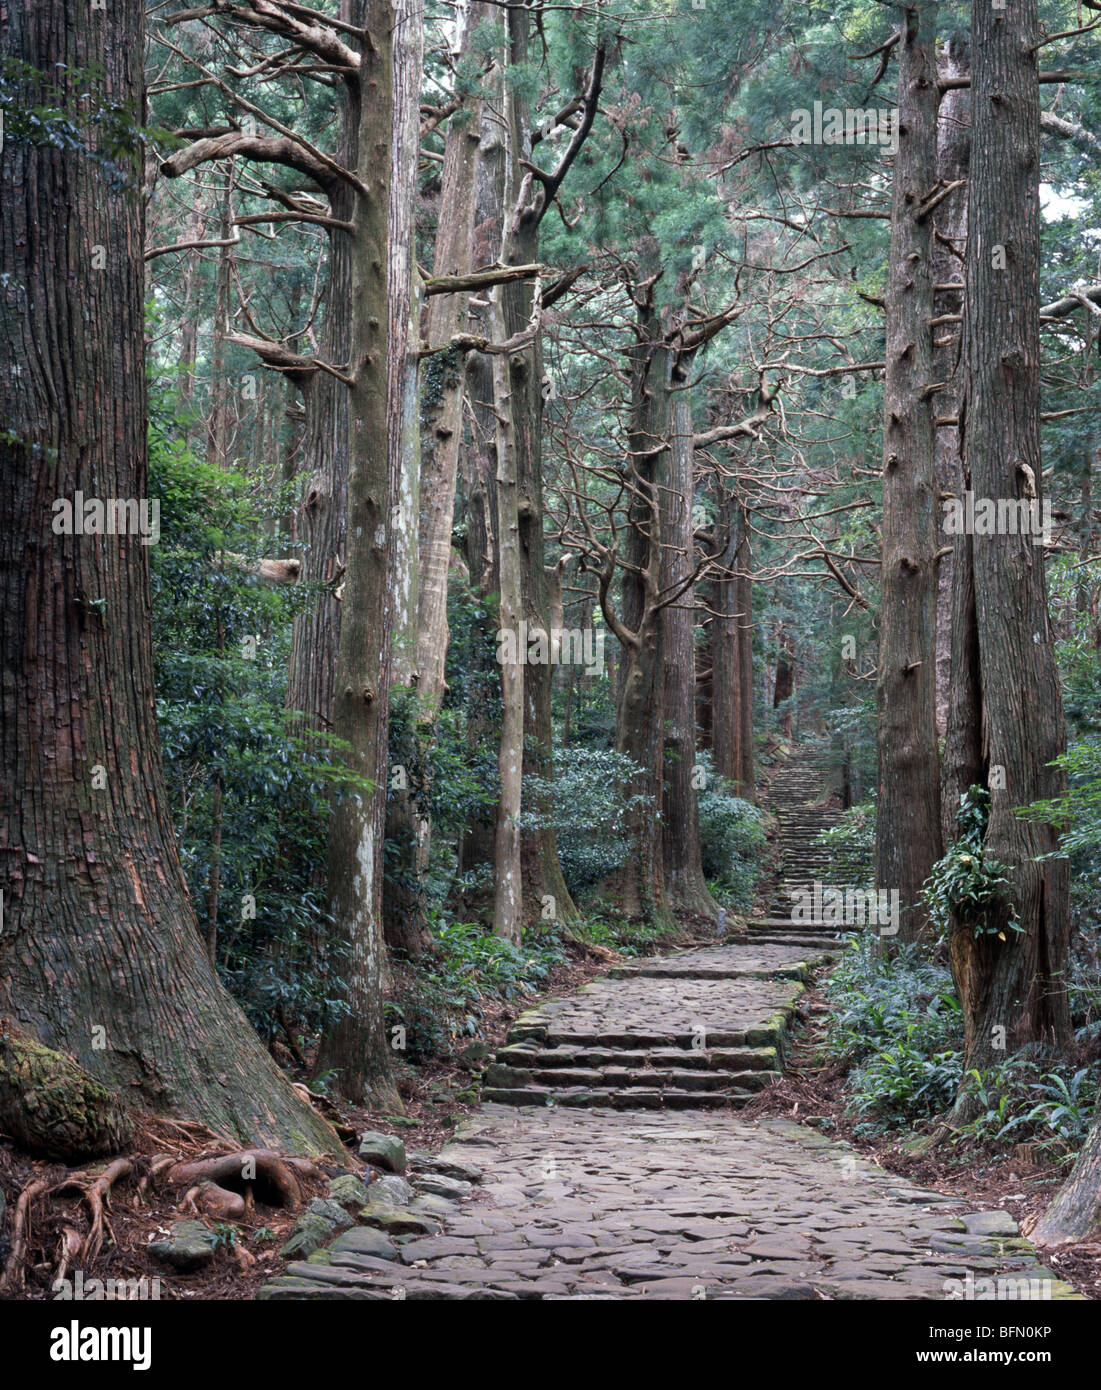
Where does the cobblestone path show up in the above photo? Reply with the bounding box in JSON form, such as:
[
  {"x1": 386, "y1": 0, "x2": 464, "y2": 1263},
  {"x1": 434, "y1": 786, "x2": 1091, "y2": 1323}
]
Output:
[{"x1": 260, "y1": 751, "x2": 1079, "y2": 1301}]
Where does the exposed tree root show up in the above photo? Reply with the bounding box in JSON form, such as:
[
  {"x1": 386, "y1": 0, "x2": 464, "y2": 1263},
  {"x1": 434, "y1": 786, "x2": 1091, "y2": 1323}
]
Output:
[
  {"x1": 0, "y1": 1023, "x2": 133, "y2": 1162},
  {"x1": 903, "y1": 1122, "x2": 958, "y2": 1156},
  {"x1": 291, "y1": 1083, "x2": 358, "y2": 1144},
  {"x1": 49, "y1": 1157, "x2": 134, "y2": 1265},
  {"x1": 181, "y1": 1180, "x2": 246, "y2": 1220},
  {"x1": 165, "y1": 1148, "x2": 302, "y2": 1208},
  {"x1": 0, "y1": 1124, "x2": 333, "y2": 1295},
  {"x1": 0, "y1": 1175, "x2": 51, "y2": 1293},
  {"x1": 53, "y1": 1226, "x2": 82, "y2": 1287}
]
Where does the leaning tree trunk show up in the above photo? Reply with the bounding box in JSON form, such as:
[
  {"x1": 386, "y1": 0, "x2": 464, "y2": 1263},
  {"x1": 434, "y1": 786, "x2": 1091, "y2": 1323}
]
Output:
[
  {"x1": 945, "y1": 0, "x2": 1070, "y2": 1117},
  {"x1": 661, "y1": 373, "x2": 719, "y2": 918},
  {"x1": 875, "y1": 0, "x2": 942, "y2": 944},
  {"x1": 0, "y1": 0, "x2": 337, "y2": 1153}
]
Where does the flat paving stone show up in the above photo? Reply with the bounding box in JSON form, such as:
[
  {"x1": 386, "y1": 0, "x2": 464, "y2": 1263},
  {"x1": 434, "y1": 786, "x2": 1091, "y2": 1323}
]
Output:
[
  {"x1": 261, "y1": 900, "x2": 1081, "y2": 1302},
  {"x1": 263, "y1": 1101, "x2": 1072, "y2": 1301}
]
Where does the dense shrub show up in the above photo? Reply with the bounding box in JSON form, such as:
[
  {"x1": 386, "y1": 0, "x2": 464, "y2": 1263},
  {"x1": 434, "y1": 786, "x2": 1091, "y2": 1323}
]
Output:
[
  {"x1": 822, "y1": 933, "x2": 1096, "y2": 1153},
  {"x1": 697, "y1": 772, "x2": 767, "y2": 909},
  {"x1": 387, "y1": 919, "x2": 567, "y2": 1062},
  {"x1": 520, "y1": 746, "x2": 653, "y2": 896},
  {"x1": 150, "y1": 391, "x2": 355, "y2": 1042},
  {"x1": 821, "y1": 933, "x2": 963, "y2": 1131}
]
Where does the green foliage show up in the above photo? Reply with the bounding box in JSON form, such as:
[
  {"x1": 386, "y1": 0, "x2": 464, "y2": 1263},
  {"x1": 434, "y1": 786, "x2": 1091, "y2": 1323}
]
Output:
[
  {"x1": 520, "y1": 746, "x2": 653, "y2": 896},
  {"x1": 696, "y1": 766, "x2": 767, "y2": 909},
  {"x1": 847, "y1": 1039, "x2": 963, "y2": 1131},
  {"x1": 953, "y1": 1060, "x2": 1098, "y2": 1162},
  {"x1": 823, "y1": 930, "x2": 1097, "y2": 1152},
  {"x1": 0, "y1": 56, "x2": 167, "y2": 188},
  {"x1": 816, "y1": 801, "x2": 875, "y2": 888},
  {"x1": 388, "y1": 919, "x2": 567, "y2": 1063},
  {"x1": 822, "y1": 933, "x2": 963, "y2": 1131},
  {"x1": 922, "y1": 787, "x2": 1022, "y2": 942},
  {"x1": 149, "y1": 385, "x2": 357, "y2": 1040},
  {"x1": 570, "y1": 912, "x2": 671, "y2": 957}
]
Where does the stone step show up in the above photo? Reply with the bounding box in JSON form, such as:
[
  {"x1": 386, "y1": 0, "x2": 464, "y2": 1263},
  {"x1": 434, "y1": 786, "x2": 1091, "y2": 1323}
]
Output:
[
  {"x1": 509, "y1": 1025, "x2": 786, "y2": 1049},
  {"x1": 607, "y1": 961, "x2": 810, "y2": 982},
  {"x1": 746, "y1": 935, "x2": 842, "y2": 950},
  {"x1": 481, "y1": 1086, "x2": 759, "y2": 1110},
  {"x1": 484, "y1": 1064, "x2": 779, "y2": 1092},
  {"x1": 496, "y1": 1043, "x2": 780, "y2": 1071},
  {"x1": 746, "y1": 917, "x2": 838, "y2": 929}
]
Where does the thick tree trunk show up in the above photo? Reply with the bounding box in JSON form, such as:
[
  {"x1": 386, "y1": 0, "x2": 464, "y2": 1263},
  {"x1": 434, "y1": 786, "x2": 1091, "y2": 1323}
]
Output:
[
  {"x1": 284, "y1": 213, "x2": 351, "y2": 734},
  {"x1": 457, "y1": 369, "x2": 499, "y2": 882},
  {"x1": 773, "y1": 625, "x2": 795, "y2": 737},
  {"x1": 602, "y1": 302, "x2": 673, "y2": 929},
  {"x1": 388, "y1": 2, "x2": 489, "y2": 953},
  {"x1": 502, "y1": 7, "x2": 579, "y2": 929},
  {"x1": 713, "y1": 488, "x2": 754, "y2": 798},
  {"x1": 206, "y1": 168, "x2": 236, "y2": 469},
  {"x1": 456, "y1": 96, "x2": 506, "y2": 885},
  {"x1": 662, "y1": 379, "x2": 718, "y2": 917},
  {"x1": 415, "y1": 1, "x2": 490, "y2": 721},
  {"x1": 1033, "y1": 1115, "x2": 1101, "y2": 1244},
  {"x1": 177, "y1": 178, "x2": 206, "y2": 413},
  {"x1": 736, "y1": 517, "x2": 755, "y2": 797},
  {"x1": 945, "y1": 0, "x2": 1071, "y2": 1115},
  {"x1": 489, "y1": 281, "x2": 525, "y2": 943},
  {"x1": 312, "y1": 0, "x2": 405, "y2": 1108},
  {"x1": 0, "y1": 0, "x2": 337, "y2": 1153},
  {"x1": 933, "y1": 35, "x2": 970, "y2": 741},
  {"x1": 875, "y1": 0, "x2": 942, "y2": 942},
  {"x1": 381, "y1": 0, "x2": 430, "y2": 959}
]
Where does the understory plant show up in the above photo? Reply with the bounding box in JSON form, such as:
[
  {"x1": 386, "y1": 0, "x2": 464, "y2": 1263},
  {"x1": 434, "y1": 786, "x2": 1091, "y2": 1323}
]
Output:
[
  {"x1": 953, "y1": 1058, "x2": 1098, "y2": 1162},
  {"x1": 822, "y1": 933, "x2": 963, "y2": 1132},
  {"x1": 697, "y1": 765, "x2": 768, "y2": 910},
  {"x1": 922, "y1": 785, "x2": 1021, "y2": 942},
  {"x1": 815, "y1": 800, "x2": 875, "y2": 888},
  {"x1": 520, "y1": 745, "x2": 654, "y2": 897},
  {"x1": 386, "y1": 917, "x2": 567, "y2": 1063}
]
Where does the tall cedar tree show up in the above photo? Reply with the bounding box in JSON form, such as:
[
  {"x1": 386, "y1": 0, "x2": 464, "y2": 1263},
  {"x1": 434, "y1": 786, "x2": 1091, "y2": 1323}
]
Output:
[{"x1": 0, "y1": 0, "x2": 337, "y2": 1152}]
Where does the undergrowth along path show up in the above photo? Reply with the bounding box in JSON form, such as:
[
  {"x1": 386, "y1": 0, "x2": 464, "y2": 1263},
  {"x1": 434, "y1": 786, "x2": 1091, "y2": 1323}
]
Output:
[{"x1": 261, "y1": 751, "x2": 1079, "y2": 1300}]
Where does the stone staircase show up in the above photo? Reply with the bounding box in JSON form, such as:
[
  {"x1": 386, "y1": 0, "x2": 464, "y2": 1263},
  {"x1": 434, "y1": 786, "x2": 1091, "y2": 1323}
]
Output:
[
  {"x1": 480, "y1": 746, "x2": 846, "y2": 1111},
  {"x1": 745, "y1": 747, "x2": 845, "y2": 950}
]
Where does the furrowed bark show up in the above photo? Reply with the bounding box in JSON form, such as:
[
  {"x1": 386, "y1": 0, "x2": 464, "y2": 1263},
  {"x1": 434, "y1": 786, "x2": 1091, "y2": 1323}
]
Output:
[
  {"x1": 875, "y1": 0, "x2": 942, "y2": 943},
  {"x1": 661, "y1": 371, "x2": 719, "y2": 918},
  {"x1": 933, "y1": 34, "x2": 970, "y2": 742},
  {"x1": 312, "y1": 0, "x2": 403, "y2": 1109},
  {"x1": 946, "y1": 0, "x2": 1071, "y2": 1120},
  {"x1": 0, "y1": 0, "x2": 337, "y2": 1153}
]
